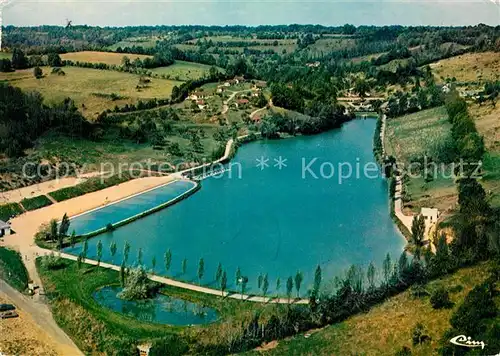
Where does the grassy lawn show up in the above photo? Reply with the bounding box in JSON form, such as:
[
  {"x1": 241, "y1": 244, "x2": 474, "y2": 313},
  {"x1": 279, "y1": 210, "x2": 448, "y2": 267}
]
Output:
[
  {"x1": 0, "y1": 247, "x2": 29, "y2": 292},
  {"x1": 430, "y1": 51, "x2": 500, "y2": 84},
  {"x1": 37, "y1": 258, "x2": 287, "y2": 354},
  {"x1": 60, "y1": 51, "x2": 152, "y2": 66},
  {"x1": 151, "y1": 60, "x2": 220, "y2": 81},
  {"x1": 247, "y1": 262, "x2": 493, "y2": 356},
  {"x1": 0, "y1": 52, "x2": 12, "y2": 60},
  {"x1": 0, "y1": 66, "x2": 182, "y2": 119}
]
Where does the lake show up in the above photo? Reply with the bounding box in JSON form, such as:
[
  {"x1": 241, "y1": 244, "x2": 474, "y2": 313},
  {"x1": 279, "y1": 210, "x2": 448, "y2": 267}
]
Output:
[{"x1": 65, "y1": 119, "x2": 405, "y2": 296}]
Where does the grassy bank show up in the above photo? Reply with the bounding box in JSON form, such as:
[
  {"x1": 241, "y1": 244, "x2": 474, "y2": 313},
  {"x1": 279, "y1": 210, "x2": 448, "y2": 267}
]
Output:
[
  {"x1": 248, "y1": 262, "x2": 494, "y2": 355},
  {"x1": 0, "y1": 247, "x2": 29, "y2": 292}
]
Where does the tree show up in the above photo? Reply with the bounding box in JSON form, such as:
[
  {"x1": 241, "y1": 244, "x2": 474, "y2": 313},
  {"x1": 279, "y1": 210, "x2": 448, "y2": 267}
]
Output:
[
  {"x1": 82, "y1": 238, "x2": 88, "y2": 260},
  {"x1": 11, "y1": 48, "x2": 28, "y2": 69},
  {"x1": 197, "y1": 258, "x2": 205, "y2": 284},
  {"x1": 430, "y1": 287, "x2": 452, "y2": 309},
  {"x1": 137, "y1": 248, "x2": 143, "y2": 265},
  {"x1": 294, "y1": 271, "x2": 303, "y2": 298},
  {"x1": 118, "y1": 266, "x2": 155, "y2": 301},
  {"x1": 240, "y1": 276, "x2": 248, "y2": 299},
  {"x1": 383, "y1": 253, "x2": 392, "y2": 287},
  {"x1": 70, "y1": 231, "x2": 76, "y2": 248},
  {"x1": 120, "y1": 261, "x2": 126, "y2": 286},
  {"x1": 96, "y1": 240, "x2": 103, "y2": 267},
  {"x1": 122, "y1": 56, "x2": 131, "y2": 68},
  {"x1": 47, "y1": 53, "x2": 63, "y2": 67},
  {"x1": 164, "y1": 249, "x2": 172, "y2": 273},
  {"x1": 236, "y1": 267, "x2": 242, "y2": 285},
  {"x1": 262, "y1": 273, "x2": 269, "y2": 298},
  {"x1": 257, "y1": 274, "x2": 263, "y2": 289},
  {"x1": 151, "y1": 256, "x2": 157, "y2": 274},
  {"x1": 123, "y1": 241, "x2": 130, "y2": 264},
  {"x1": 110, "y1": 242, "x2": 117, "y2": 260},
  {"x1": 77, "y1": 253, "x2": 83, "y2": 269},
  {"x1": 276, "y1": 277, "x2": 281, "y2": 297},
  {"x1": 34, "y1": 66, "x2": 43, "y2": 79},
  {"x1": 411, "y1": 214, "x2": 426, "y2": 258},
  {"x1": 313, "y1": 265, "x2": 322, "y2": 295},
  {"x1": 215, "y1": 262, "x2": 223, "y2": 286},
  {"x1": 182, "y1": 258, "x2": 187, "y2": 275},
  {"x1": 286, "y1": 277, "x2": 294, "y2": 302},
  {"x1": 221, "y1": 271, "x2": 227, "y2": 297},
  {"x1": 367, "y1": 262, "x2": 376, "y2": 289}
]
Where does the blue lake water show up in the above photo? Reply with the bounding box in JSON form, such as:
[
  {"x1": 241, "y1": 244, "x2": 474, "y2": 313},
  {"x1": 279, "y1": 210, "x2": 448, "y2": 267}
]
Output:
[
  {"x1": 93, "y1": 286, "x2": 218, "y2": 325},
  {"x1": 65, "y1": 119, "x2": 406, "y2": 296},
  {"x1": 68, "y1": 180, "x2": 196, "y2": 236}
]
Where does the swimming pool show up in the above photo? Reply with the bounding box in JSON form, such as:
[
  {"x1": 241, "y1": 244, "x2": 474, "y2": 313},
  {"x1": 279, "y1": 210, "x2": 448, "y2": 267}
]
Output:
[{"x1": 67, "y1": 180, "x2": 197, "y2": 236}]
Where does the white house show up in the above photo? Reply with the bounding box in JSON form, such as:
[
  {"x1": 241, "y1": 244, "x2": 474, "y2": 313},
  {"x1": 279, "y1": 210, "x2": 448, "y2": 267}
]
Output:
[
  {"x1": 421, "y1": 207, "x2": 439, "y2": 224},
  {"x1": 0, "y1": 221, "x2": 11, "y2": 237}
]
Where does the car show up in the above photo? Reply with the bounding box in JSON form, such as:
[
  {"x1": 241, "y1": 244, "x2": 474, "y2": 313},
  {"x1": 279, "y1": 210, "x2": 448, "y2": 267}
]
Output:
[
  {"x1": 0, "y1": 310, "x2": 18, "y2": 319},
  {"x1": 0, "y1": 304, "x2": 15, "y2": 312}
]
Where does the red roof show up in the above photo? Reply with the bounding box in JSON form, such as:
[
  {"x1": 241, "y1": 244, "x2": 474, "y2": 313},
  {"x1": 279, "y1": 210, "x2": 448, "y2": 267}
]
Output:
[
  {"x1": 238, "y1": 99, "x2": 249, "y2": 104},
  {"x1": 251, "y1": 115, "x2": 261, "y2": 122},
  {"x1": 197, "y1": 100, "x2": 206, "y2": 105}
]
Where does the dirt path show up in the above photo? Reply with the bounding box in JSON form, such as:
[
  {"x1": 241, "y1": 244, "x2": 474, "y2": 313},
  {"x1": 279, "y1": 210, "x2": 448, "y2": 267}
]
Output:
[{"x1": 0, "y1": 280, "x2": 82, "y2": 355}]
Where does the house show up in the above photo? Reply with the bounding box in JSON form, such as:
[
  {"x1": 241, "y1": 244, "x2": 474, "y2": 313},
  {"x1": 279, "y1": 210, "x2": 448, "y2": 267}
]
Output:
[
  {"x1": 306, "y1": 61, "x2": 321, "y2": 68},
  {"x1": 216, "y1": 86, "x2": 225, "y2": 93},
  {"x1": 137, "y1": 344, "x2": 151, "y2": 356},
  {"x1": 251, "y1": 114, "x2": 262, "y2": 123},
  {"x1": 0, "y1": 221, "x2": 11, "y2": 238},
  {"x1": 234, "y1": 76, "x2": 245, "y2": 84},
  {"x1": 441, "y1": 84, "x2": 451, "y2": 94},
  {"x1": 189, "y1": 92, "x2": 207, "y2": 101},
  {"x1": 421, "y1": 207, "x2": 439, "y2": 224},
  {"x1": 223, "y1": 81, "x2": 231, "y2": 87},
  {"x1": 197, "y1": 100, "x2": 208, "y2": 110},
  {"x1": 237, "y1": 98, "x2": 249, "y2": 106}
]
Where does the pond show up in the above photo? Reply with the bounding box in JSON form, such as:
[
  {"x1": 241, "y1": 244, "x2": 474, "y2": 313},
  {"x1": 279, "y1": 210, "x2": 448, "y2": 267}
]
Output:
[
  {"x1": 66, "y1": 119, "x2": 406, "y2": 296},
  {"x1": 93, "y1": 286, "x2": 218, "y2": 325}
]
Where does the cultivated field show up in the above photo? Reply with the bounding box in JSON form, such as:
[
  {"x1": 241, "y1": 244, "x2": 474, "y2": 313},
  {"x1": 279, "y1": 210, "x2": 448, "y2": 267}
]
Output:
[
  {"x1": 385, "y1": 106, "x2": 451, "y2": 163},
  {"x1": 0, "y1": 52, "x2": 12, "y2": 60},
  {"x1": 307, "y1": 37, "x2": 357, "y2": 52},
  {"x1": 253, "y1": 263, "x2": 492, "y2": 356},
  {"x1": 60, "y1": 51, "x2": 152, "y2": 66},
  {"x1": 151, "y1": 60, "x2": 220, "y2": 81},
  {"x1": 0, "y1": 66, "x2": 181, "y2": 119},
  {"x1": 430, "y1": 51, "x2": 500, "y2": 84},
  {"x1": 385, "y1": 107, "x2": 457, "y2": 212}
]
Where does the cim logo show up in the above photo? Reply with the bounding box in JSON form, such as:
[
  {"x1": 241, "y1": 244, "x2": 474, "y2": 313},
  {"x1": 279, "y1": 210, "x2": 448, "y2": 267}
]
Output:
[{"x1": 449, "y1": 335, "x2": 486, "y2": 350}]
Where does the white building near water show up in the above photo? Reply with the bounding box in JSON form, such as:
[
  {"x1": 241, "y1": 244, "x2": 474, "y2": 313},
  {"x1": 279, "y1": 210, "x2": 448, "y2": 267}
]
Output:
[
  {"x1": 421, "y1": 207, "x2": 439, "y2": 224},
  {"x1": 0, "y1": 220, "x2": 11, "y2": 237}
]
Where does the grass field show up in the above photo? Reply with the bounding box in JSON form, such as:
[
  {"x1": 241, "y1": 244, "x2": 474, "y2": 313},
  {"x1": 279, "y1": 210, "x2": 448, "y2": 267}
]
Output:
[
  {"x1": 0, "y1": 52, "x2": 12, "y2": 60},
  {"x1": 248, "y1": 262, "x2": 493, "y2": 356},
  {"x1": 60, "y1": 51, "x2": 152, "y2": 66},
  {"x1": 385, "y1": 107, "x2": 456, "y2": 212},
  {"x1": 0, "y1": 247, "x2": 29, "y2": 292},
  {"x1": 0, "y1": 66, "x2": 182, "y2": 119},
  {"x1": 385, "y1": 107, "x2": 451, "y2": 164},
  {"x1": 108, "y1": 37, "x2": 162, "y2": 51},
  {"x1": 307, "y1": 37, "x2": 357, "y2": 52},
  {"x1": 151, "y1": 60, "x2": 220, "y2": 81},
  {"x1": 430, "y1": 51, "x2": 500, "y2": 84},
  {"x1": 469, "y1": 98, "x2": 500, "y2": 207}
]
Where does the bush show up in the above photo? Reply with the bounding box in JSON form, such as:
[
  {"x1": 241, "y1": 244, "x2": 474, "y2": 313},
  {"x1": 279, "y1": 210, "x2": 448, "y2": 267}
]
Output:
[
  {"x1": 0, "y1": 203, "x2": 23, "y2": 221},
  {"x1": 21, "y1": 195, "x2": 53, "y2": 211},
  {"x1": 395, "y1": 346, "x2": 412, "y2": 356},
  {"x1": 411, "y1": 323, "x2": 430, "y2": 346},
  {"x1": 49, "y1": 173, "x2": 137, "y2": 202},
  {"x1": 41, "y1": 254, "x2": 67, "y2": 270},
  {"x1": 450, "y1": 283, "x2": 497, "y2": 336},
  {"x1": 150, "y1": 335, "x2": 189, "y2": 356},
  {"x1": 0, "y1": 247, "x2": 29, "y2": 291},
  {"x1": 430, "y1": 287, "x2": 453, "y2": 309}
]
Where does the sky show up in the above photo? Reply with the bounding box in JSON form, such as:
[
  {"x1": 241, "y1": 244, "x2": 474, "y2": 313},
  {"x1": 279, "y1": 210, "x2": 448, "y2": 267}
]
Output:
[{"x1": 3, "y1": 0, "x2": 500, "y2": 27}]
